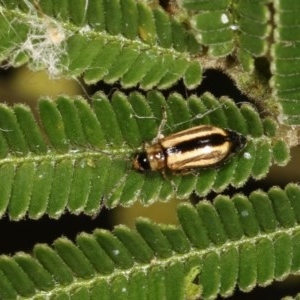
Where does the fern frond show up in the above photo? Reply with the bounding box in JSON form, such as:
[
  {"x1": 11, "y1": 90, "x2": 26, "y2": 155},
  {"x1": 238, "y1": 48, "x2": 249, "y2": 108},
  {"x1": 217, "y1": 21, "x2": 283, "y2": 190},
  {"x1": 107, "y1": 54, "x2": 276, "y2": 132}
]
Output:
[
  {"x1": 182, "y1": 0, "x2": 270, "y2": 64},
  {"x1": 0, "y1": 0, "x2": 202, "y2": 89},
  {"x1": 1, "y1": 184, "x2": 300, "y2": 299},
  {"x1": 0, "y1": 93, "x2": 289, "y2": 219},
  {"x1": 271, "y1": 1, "x2": 300, "y2": 125}
]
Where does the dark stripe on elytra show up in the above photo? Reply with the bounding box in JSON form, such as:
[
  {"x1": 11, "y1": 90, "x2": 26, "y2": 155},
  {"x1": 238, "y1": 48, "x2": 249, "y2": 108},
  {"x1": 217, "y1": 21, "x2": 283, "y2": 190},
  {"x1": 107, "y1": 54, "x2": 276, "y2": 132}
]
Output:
[
  {"x1": 173, "y1": 150, "x2": 225, "y2": 169},
  {"x1": 166, "y1": 133, "x2": 230, "y2": 155}
]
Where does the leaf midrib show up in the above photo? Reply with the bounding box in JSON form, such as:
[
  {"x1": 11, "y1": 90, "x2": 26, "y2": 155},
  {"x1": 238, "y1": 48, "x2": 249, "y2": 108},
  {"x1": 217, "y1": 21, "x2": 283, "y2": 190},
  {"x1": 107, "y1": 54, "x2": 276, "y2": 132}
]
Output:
[
  {"x1": 24, "y1": 224, "x2": 300, "y2": 299},
  {"x1": 0, "y1": 148, "x2": 132, "y2": 166}
]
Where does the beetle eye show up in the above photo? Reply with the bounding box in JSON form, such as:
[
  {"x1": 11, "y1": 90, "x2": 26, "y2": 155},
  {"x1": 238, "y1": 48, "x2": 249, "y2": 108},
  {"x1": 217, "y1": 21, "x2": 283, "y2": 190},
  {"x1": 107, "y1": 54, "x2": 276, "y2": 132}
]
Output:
[{"x1": 134, "y1": 153, "x2": 150, "y2": 171}]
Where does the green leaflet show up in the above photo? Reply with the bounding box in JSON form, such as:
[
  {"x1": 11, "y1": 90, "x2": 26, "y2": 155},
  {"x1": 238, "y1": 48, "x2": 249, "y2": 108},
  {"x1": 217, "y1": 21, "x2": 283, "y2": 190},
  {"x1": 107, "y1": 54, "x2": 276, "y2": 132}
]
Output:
[
  {"x1": 53, "y1": 238, "x2": 95, "y2": 279},
  {"x1": 0, "y1": 184, "x2": 300, "y2": 299},
  {"x1": 0, "y1": 92, "x2": 289, "y2": 219},
  {"x1": 0, "y1": 104, "x2": 29, "y2": 154}
]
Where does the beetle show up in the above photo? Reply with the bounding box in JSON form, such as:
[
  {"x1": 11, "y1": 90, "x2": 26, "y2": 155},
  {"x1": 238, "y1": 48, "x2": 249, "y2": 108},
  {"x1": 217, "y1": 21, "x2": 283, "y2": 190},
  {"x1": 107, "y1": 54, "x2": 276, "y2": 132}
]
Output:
[{"x1": 133, "y1": 125, "x2": 246, "y2": 172}]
